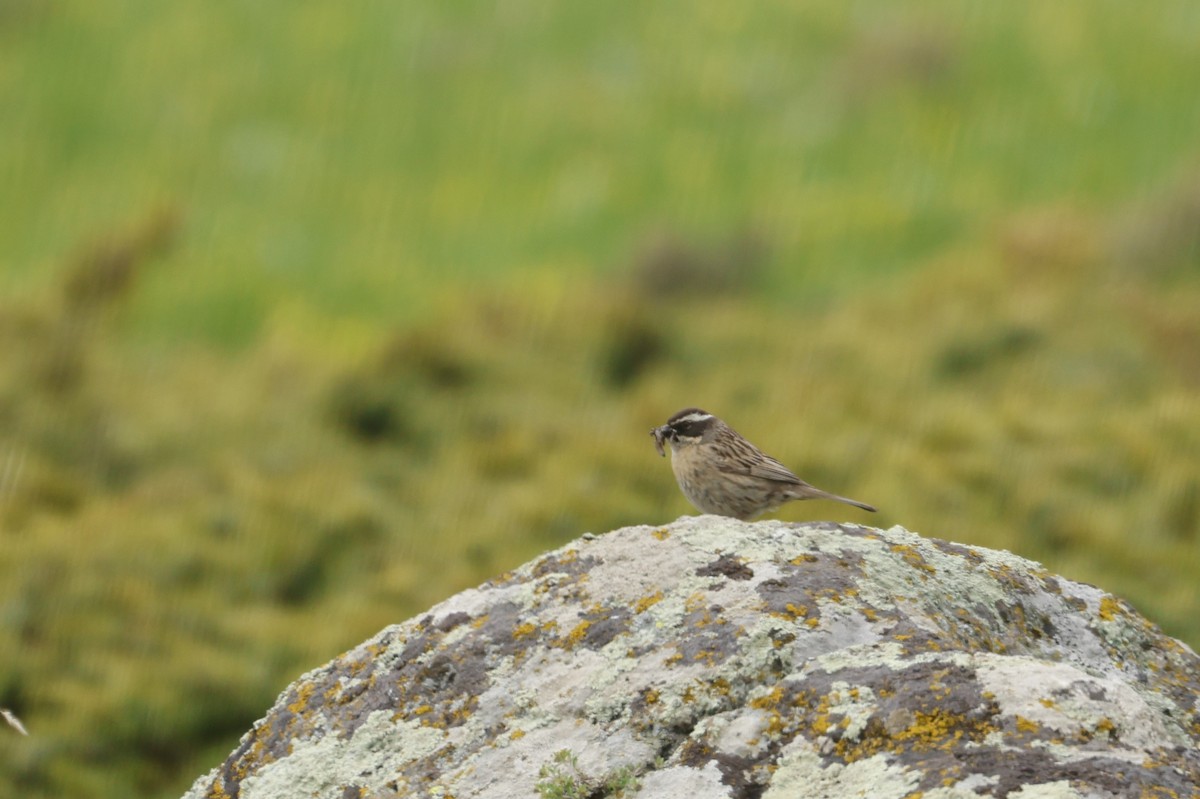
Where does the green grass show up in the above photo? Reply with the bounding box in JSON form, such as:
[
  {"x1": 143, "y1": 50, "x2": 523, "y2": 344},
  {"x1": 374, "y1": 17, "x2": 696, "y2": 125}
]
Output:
[
  {"x1": 7, "y1": 2, "x2": 1200, "y2": 338},
  {"x1": 2, "y1": 2, "x2": 1200, "y2": 798}
]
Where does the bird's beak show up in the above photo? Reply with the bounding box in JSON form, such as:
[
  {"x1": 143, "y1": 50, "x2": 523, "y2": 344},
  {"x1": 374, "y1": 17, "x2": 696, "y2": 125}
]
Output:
[{"x1": 651, "y1": 425, "x2": 670, "y2": 457}]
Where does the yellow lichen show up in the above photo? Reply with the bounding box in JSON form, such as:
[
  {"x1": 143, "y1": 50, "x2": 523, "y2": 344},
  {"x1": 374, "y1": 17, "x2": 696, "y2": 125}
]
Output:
[
  {"x1": 231, "y1": 723, "x2": 279, "y2": 783},
  {"x1": 1138, "y1": 788, "x2": 1180, "y2": 799},
  {"x1": 287, "y1": 683, "x2": 316, "y2": 715},
  {"x1": 902, "y1": 710, "x2": 969, "y2": 746},
  {"x1": 836, "y1": 706, "x2": 999, "y2": 763},
  {"x1": 809, "y1": 692, "x2": 834, "y2": 736},
  {"x1": 1099, "y1": 596, "x2": 1122, "y2": 622},
  {"x1": 890, "y1": 544, "x2": 937, "y2": 575},
  {"x1": 749, "y1": 685, "x2": 784, "y2": 711},
  {"x1": 512, "y1": 621, "x2": 538, "y2": 639},
  {"x1": 789, "y1": 554, "x2": 818, "y2": 565},
  {"x1": 564, "y1": 620, "x2": 592, "y2": 647},
  {"x1": 652, "y1": 528, "x2": 671, "y2": 540},
  {"x1": 749, "y1": 686, "x2": 786, "y2": 735},
  {"x1": 206, "y1": 778, "x2": 233, "y2": 799},
  {"x1": 510, "y1": 729, "x2": 526, "y2": 740},
  {"x1": 1014, "y1": 715, "x2": 1039, "y2": 733},
  {"x1": 634, "y1": 590, "x2": 664, "y2": 613}
]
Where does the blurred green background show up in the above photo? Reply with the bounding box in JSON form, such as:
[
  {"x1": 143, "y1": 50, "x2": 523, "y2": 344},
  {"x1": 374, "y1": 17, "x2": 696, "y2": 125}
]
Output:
[{"x1": 2, "y1": 1, "x2": 1199, "y2": 796}]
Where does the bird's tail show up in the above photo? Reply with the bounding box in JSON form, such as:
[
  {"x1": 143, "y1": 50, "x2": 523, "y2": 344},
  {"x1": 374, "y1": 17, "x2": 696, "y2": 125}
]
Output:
[
  {"x1": 828, "y1": 493, "x2": 877, "y2": 513},
  {"x1": 793, "y1": 485, "x2": 877, "y2": 513}
]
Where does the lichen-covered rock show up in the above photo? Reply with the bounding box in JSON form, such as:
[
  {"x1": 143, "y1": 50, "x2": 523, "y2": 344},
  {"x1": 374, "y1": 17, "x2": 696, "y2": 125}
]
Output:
[{"x1": 182, "y1": 518, "x2": 1200, "y2": 799}]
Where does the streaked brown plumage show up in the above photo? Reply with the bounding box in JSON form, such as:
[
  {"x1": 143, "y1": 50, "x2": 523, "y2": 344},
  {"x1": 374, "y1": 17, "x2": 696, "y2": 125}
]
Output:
[{"x1": 651, "y1": 407, "x2": 876, "y2": 520}]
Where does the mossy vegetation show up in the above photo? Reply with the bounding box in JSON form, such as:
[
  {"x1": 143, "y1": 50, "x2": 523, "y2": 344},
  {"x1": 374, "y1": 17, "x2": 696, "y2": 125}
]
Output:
[
  {"x1": 537, "y1": 750, "x2": 639, "y2": 799},
  {"x1": 3, "y1": 2, "x2": 1200, "y2": 798}
]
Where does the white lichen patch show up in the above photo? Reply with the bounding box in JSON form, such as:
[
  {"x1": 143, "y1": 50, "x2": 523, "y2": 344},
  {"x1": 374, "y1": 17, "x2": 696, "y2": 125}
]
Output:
[
  {"x1": 1005, "y1": 780, "x2": 1086, "y2": 799},
  {"x1": 515, "y1": 647, "x2": 610, "y2": 717},
  {"x1": 789, "y1": 603, "x2": 885, "y2": 662},
  {"x1": 765, "y1": 746, "x2": 920, "y2": 799},
  {"x1": 633, "y1": 762, "x2": 729, "y2": 798},
  {"x1": 975, "y1": 653, "x2": 1188, "y2": 753},
  {"x1": 239, "y1": 711, "x2": 445, "y2": 799},
  {"x1": 836, "y1": 525, "x2": 1017, "y2": 623},
  {"x1": 920, "y1": 772, "x2": 1000, "y2": 796},
  {"x1": 576, "y1": 527, "x2": 713, "y2": 607},
  {"x1": 711, "y1": 709, "x2": 771, "y2": 759},
  {"x1": 449, "y1": 717, "x2": 654, "y2": 798},
  {"x1": 583, "y1": 649, "x2": 701, "y2": 725},
  {"x1": 823, "y1": 682, "x2": 878, "y2": 741},
  {"x1": 669, "y1": 515, "x2": 806, "y2": 563}
]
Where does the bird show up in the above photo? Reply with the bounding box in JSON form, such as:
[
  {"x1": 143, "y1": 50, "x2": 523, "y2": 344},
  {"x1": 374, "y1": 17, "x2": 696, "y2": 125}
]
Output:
[{"x1": 651, "y1": 407, "x2": 876, "y2": 520}]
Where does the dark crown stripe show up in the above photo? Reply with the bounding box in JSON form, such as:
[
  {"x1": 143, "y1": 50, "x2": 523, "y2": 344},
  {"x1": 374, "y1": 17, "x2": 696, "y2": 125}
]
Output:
[{"x1": 667, "y1": 407, "x2": 711, "y2": 425}]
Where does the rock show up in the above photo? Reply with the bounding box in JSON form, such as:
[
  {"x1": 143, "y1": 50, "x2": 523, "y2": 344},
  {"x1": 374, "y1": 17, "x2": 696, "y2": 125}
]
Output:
[{"x1": 181, "y1": 518, "x2": 1200, "y2": 799}]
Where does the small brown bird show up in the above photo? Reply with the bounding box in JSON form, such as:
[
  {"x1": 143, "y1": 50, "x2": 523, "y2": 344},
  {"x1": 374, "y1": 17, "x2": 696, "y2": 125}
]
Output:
[{"x1": 651, "y1": 407, "x2": 876, "y2": 520}]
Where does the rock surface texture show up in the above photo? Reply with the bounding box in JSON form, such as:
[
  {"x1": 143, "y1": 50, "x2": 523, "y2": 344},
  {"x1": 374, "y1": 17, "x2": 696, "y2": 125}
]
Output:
[{"x1": 183, "y1": 518, "x2": 1200, "y2": 799}]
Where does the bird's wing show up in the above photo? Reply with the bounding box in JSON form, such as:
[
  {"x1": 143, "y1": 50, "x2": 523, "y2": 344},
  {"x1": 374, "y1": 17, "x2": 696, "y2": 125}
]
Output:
[
  {"x1": 719, "y1": 448, "x2": 803, "y2": 485},
  {"x1": 749, "y1": 455, "x2": 804, "y2": 484}
]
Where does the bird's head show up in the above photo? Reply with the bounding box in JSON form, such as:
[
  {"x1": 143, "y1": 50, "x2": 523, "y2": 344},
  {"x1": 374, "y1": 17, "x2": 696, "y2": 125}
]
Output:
[{"x1": 651, "y1": 408, "x2": 720, "y2": 456}]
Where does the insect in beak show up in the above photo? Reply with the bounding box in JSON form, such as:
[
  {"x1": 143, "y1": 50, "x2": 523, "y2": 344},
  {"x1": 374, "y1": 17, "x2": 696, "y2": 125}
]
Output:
[{"x1": 651, "y1": 425, "x2": 670, "y2": 457}]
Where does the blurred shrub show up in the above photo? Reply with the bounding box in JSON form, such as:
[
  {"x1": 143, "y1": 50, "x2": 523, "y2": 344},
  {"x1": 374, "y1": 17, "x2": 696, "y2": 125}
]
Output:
[{"x1": 628, "y1": 228, "x2": 767, "y2": 301}]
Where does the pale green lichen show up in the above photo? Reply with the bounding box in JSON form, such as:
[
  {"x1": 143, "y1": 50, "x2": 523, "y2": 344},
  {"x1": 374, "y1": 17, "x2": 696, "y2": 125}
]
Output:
[
  {"x1": 765, "y1": 748, "x2": 919, "y2": 799},
  {"x1": 237, "y1": 711, "x2": 445, "y2": 799}
]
